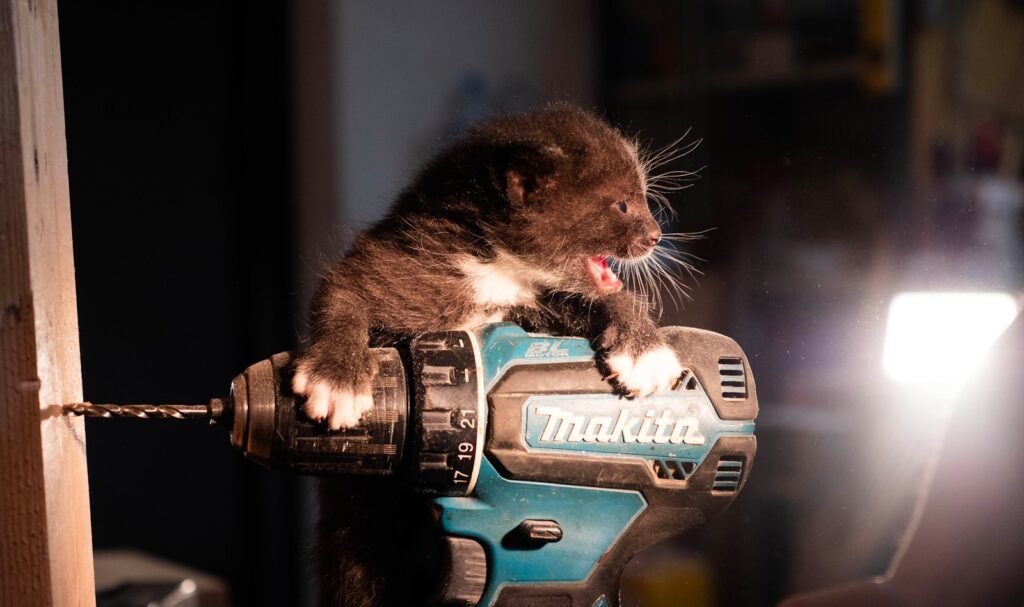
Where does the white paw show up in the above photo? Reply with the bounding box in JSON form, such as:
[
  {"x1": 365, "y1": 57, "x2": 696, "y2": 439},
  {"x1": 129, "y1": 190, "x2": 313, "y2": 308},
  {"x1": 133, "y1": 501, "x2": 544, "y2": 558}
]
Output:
[
  {"x1": 292, "y1": 369, "x2": 374, "y2": 430},
  {"x1": 606, "y1": 346, "x2": 683, "y2": 397}
]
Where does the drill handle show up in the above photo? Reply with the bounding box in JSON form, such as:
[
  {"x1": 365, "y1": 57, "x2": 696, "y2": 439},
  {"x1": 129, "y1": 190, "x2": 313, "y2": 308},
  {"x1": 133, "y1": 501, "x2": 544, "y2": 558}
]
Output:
[{"x1": 485, "y1": 574, "x2": 621, "y2": 607}]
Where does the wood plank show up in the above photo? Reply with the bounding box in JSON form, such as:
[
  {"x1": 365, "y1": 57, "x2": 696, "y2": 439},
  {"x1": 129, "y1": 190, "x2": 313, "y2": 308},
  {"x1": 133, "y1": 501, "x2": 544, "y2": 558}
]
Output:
[
  {"x1": 291, "y1": 0, "x2": 339, "y2": 318},
  {"x1": 0, "y1": 0, "x2": 96, "y2": 605}
]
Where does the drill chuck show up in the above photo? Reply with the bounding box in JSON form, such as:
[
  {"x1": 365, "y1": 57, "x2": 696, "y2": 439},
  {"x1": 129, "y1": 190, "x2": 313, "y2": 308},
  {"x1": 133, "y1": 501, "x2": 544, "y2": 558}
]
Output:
[
  {"x1": 225, "y1": 349, "x2": 410, "y2": 476},
  {"x1": 225, "y1": 332, "x2": 487, "y2": 496}
]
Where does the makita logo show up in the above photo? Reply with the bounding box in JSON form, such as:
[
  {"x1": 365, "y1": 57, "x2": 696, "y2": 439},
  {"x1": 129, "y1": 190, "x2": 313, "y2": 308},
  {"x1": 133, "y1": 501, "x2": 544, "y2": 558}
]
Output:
[{"x1": 533, "y1": 405, "x2": 706, "y2": 446}]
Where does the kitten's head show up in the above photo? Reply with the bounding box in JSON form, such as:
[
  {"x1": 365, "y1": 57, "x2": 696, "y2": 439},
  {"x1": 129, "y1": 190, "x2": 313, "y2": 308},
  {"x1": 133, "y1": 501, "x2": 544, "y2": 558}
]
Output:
[{"x1": 470, "y1": 103, "x2": 682, "y2": 298}]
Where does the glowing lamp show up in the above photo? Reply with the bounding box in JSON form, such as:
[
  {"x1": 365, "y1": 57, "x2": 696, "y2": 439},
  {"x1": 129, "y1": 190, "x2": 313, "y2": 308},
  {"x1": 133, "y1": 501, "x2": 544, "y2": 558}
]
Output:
[{"x1": 882, "y1": 292, "x2": 1019, "y2": 387}]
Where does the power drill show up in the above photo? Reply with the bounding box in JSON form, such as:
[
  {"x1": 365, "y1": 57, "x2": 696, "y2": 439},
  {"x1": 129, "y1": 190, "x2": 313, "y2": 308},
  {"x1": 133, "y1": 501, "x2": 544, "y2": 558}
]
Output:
[{"x1": 67, "y1": 323, "x2": 757, "y2": 607}]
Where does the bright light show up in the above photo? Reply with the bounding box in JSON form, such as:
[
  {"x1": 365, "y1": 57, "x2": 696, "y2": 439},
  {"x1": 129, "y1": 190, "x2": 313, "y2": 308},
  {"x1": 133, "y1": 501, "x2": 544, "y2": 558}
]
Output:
[{"x1": 882, "y1": 292, "x2": 1019, "y2": 387}]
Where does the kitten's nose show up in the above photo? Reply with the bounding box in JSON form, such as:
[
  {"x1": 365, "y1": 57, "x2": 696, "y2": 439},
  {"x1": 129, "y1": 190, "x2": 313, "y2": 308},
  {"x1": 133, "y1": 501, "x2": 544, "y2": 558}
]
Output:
[{"x1": 644, "y1": 229, "x2": 661, "y2": 248}]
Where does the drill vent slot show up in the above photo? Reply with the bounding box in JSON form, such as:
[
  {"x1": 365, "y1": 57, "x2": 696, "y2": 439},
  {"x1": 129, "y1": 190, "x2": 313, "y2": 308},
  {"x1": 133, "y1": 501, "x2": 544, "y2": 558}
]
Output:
[
  {"x1": 421, "y1": 365, "x2": 456, "y2": 386},
  {"x1": 678, "y1": 369, "x2": 700, "y2": 391},
  {"x1": 421, "y1": 409, "x2": 453, "y2": 431},
  {"x1": 718, "y1": 357, "x2": 747, "y2": 399},
  {"x1": 416, "y1": 339, "x2": 448, "y2": 350},
  {"x1": 713, "y1": 456, "x2": 744, "y2": 492},
  {"x1": 652, "y1": 458, "x2": 696, "y2": 481}
]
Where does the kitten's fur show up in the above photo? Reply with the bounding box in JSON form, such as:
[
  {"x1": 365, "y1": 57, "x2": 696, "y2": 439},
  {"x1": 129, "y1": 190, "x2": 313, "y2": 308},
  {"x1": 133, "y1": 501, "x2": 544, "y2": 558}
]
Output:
[{"x1": 297, "y1": 103, "x2": 693, "y2": 606}]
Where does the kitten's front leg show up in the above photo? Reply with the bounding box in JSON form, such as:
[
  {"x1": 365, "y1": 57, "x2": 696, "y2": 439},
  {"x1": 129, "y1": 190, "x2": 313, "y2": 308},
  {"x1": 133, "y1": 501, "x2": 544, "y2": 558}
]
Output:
[
  {"x1": 597, "y1": 315, "x2": 684, "y2": 397},
  {"x1": 510, "y1": 292, "x2": 684, "y2": 397},
  {"x1": 292, "y1": 280, "x2": 378, "y2": 429}
]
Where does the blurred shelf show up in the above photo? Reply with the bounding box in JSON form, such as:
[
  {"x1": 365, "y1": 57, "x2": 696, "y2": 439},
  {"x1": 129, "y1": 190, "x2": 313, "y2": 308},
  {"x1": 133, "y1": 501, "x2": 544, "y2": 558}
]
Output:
[
  {"x1": 710, "y1": 58, "x2": 860, "y2": 92},
  {"x1": 613, "y1": 58, "x2": 860, "y2": 104}
]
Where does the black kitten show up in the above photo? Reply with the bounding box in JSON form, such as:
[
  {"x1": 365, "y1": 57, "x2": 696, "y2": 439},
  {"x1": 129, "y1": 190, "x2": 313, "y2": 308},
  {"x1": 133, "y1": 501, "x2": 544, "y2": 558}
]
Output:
[
  {"x1": 301, "y1": 104, "x2": 699, "y2": 606},
  {"x1": 294, "y1": 103, "x2": 697, "y2": 429}
]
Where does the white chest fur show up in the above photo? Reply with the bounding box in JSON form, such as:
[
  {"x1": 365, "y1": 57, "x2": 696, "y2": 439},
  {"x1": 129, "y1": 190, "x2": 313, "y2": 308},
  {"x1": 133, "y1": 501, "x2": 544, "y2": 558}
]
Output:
[
  {"x1": 457, "y1": 310, "x2": 507, "y2": 331},
  {"x1": 458, "y1": 253, "x2": 555, "y2": 308}
]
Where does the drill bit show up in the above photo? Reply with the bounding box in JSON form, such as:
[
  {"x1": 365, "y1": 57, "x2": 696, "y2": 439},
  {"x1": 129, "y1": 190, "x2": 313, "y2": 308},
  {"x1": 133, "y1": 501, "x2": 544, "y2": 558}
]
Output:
[{"x1": 62, "y1": 400, "x2": 225, "y2": 420}]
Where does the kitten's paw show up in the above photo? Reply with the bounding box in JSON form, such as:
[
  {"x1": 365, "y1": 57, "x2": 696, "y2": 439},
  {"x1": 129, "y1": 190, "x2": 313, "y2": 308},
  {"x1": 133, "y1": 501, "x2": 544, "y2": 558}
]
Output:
[
  {"x1": 604, "y1": 345, "x2": 683, "y2": 397},
  {"x1": 292, "y1": 368, "x2": 374, "y2": 430}
]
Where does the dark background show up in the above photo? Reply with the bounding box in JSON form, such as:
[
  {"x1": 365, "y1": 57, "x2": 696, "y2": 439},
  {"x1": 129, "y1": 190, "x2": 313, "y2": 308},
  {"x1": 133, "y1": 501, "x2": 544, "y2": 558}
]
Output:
[{"x1": 59, "y1": 1, "x2": 1024, "y2": 606}]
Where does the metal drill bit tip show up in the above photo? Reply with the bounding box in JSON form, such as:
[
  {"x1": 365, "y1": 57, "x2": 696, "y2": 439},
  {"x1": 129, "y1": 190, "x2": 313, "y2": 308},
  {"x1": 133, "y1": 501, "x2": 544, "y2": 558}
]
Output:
[{"x1": 61, "y1": 402, "x2": 212, "y2": 419}]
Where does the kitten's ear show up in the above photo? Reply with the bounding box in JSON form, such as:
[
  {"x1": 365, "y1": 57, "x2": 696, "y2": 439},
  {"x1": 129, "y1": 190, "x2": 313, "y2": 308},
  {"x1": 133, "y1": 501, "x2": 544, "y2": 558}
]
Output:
[
  {"x1": 504, "y1": 142, "x2": 565, "y2": 205},
  {"x1": 505, "y1": 169, "x2": 535, "y2": 206}
]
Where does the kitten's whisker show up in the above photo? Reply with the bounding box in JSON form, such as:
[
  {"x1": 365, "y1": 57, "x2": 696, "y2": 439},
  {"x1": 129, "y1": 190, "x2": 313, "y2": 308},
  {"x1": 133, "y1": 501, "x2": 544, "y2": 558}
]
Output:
[
  {"x1": 655, "y1": 249, "x2": 703, "y2": 287},
  {"x1": 627, "y1": 252, "x2": 662, "y2": 314},
  {"x1": 649, "y1": 253, "x2": 690, "y2": 308},
  {"x1": 645, "y1": 139, "x2": 703, "y2": 174},
  {"x1": 647, "y1": 173, "x2": 704, "y2": 189},
  {"x1": 657, "y1": 247, "x2": 707, "y2": 266},
  {"x1": 643, "y1": 254, "x2": 671, "y2": 308},
  {"x1": 656, "y1": 243, "x2": 706, "y2": 267},
  {"x1": 613, "y1": 254, "x2": 659, "y2": 313},
  {"x1": 646, "y1": 192, "x2": 677, "y2": 219},
  {"x1": 648, "y1": 168, "x2": 704, "y2": 180},
  {"x1": 644, "y1": 261, "x2": 664, "y2": 315},
  {"x1": 626, "y1": 237, "x2": 707, "y2": 312},
  {"x1": 660, "y1": 229, "x2": 714, "y2": 241},
  {"x1": 642, "y1": 129, "x2": 695, "y2": 169},
  {"x1": 648, "y1": 179, "x2": 700, "y2": 190}
]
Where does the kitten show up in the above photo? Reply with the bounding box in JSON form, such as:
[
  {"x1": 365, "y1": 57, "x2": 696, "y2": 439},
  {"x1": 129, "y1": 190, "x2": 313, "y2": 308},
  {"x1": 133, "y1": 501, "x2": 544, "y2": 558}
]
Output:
[
  {"x1": 300, "y1": 103, "x2": 700, "y2": 605},
  {"x1": 293, "y1": 103, "x2": 698, "y2": 430}
]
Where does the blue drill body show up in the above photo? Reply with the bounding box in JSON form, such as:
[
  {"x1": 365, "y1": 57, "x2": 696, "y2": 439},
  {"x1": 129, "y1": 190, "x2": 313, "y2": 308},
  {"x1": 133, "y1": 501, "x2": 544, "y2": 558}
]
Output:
[
  {"x1": 226, "y1": 323, "x2": 758, "y2": 607},
  {"x1": 421, "y1": 324, "x2": 758, "y2": 607}
]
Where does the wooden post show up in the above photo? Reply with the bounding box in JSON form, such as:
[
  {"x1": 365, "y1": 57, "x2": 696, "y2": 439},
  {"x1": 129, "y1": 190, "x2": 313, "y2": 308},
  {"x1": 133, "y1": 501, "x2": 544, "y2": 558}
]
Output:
[{"x1": 0, "y1": 0, "x2": 96, "y2": 605}]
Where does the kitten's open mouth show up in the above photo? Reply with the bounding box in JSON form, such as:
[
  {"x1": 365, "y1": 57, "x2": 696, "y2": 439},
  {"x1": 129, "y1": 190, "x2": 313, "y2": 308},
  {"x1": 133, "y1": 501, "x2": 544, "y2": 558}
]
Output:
[{"x1": 586, "y1": 255, "x2": 623, "y2": 294}]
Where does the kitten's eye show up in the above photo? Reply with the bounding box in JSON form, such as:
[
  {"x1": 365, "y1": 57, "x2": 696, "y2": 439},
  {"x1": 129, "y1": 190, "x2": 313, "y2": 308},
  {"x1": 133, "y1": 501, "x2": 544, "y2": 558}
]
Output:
[{"x1": 614, "y1": 200, "x2": 629, "y2": 213}]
